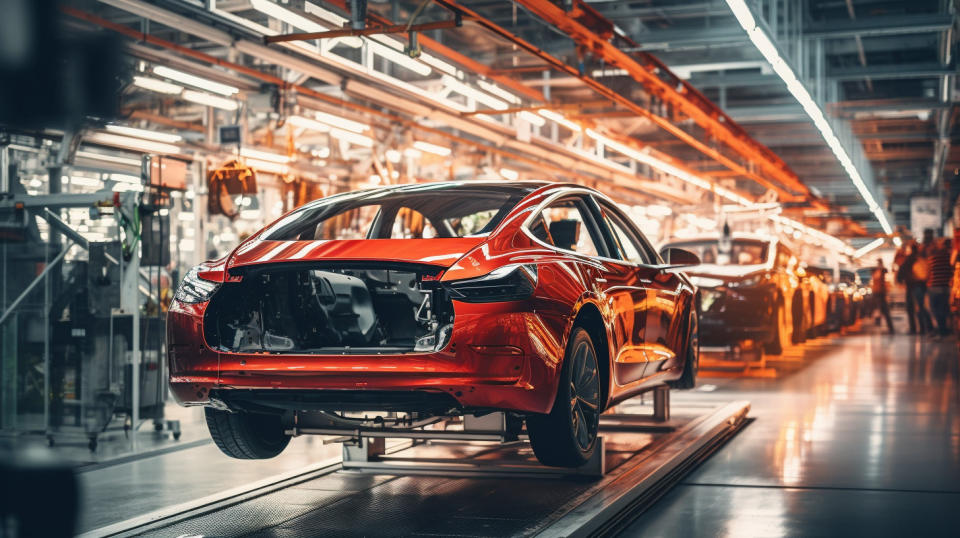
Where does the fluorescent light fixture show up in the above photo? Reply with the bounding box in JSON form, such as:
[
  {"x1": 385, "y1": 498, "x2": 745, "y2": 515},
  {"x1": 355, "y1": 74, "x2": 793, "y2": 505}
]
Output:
[
  {"x1": 519, "y1": 110, "x2": 546, "y2": 127},
  {"x1": 499, "y1": 168, "x2": 519, "y2": 180},
  {"x1": 86, "y1": 133, "x2": 181, "y2": 155},
  {"x1": 413, "y1": 141, "x2": 451, "y2": 157},
  {"x1": 854, "y1": 238, "x2": 885, "y2": 258},
  {"x1": 403, "y1": 148, "x2": 423, "y2": 159},
  {"x1": 724, "y1": 0, "x2": 891, "y2": 235},
  {"x1": 538, "y1": 109, "x2": 582, "y2": 132},
  {"x1": 331, "y1": 128, "x2": 373, "y2": 148},
  {"x1": 369, "y1": 41, "x2": 432, "y2": 76},
  {"x1": 312, "y1": 111, "x2": 368, "y2": 133},
  {"x1": 385, "y1": 149, "x2": 402, "y2": 163},
  {"x1": 240, "y1": 148, "x2": 290, "y2": 163},
  {"x1": 182, "y1": 90, "x2": 239, "y2": 111},
  {"x1": 251, "y1": 0, "x2": 325, "y2": 32},
  {"x1": 477, "y1": 80, "x2": 521, "y2": 104},
  {"x1": 76, "y1": 150, "x2": 142, "y2": 167},
  {"x1": 892, "y1": 236, "x2": 903, "y2": 247},
  {"x1": 287, "y1": 115, "x2": 332, "y2": 132},
  {"x1": 132, "y1": 76, "x2": 183, "y2": 95},
  {"x1": 441, "y1": 75, "x2": 508, "y2": 111},
  {"x1": 244, "y1": 158, "x2": 290, "y2": 175},
  {"x1": 106, "y1": 124, "x2": 182, "y2": 143},
  {"x1": 153, "y1": 66, "x2": 239, "y2": 96}
]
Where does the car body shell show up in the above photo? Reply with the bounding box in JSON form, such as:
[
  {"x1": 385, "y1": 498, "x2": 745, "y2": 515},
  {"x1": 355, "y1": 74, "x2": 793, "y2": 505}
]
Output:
[
  {"x1": 167, "y1": 182, "x2": 697, "y2": 415},
  {"x1": 662, "y1": 233, "x2": 802, "y2": 348}
]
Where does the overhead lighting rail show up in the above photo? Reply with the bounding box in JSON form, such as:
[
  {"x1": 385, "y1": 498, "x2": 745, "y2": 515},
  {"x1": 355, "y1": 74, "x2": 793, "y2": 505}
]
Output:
[{"x1": 724, "y1": 0, "x2": 893, "y2": 235}]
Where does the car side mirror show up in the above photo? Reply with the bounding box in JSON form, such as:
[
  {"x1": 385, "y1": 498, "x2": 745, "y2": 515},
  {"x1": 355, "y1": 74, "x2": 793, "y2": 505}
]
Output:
[{"x1": 660, "y1": 247, "x2": 700, "y2": 267}]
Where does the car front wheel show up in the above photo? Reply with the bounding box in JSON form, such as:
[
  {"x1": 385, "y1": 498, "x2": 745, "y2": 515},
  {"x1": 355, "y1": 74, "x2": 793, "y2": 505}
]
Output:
[
  {"x1": 205, "y1": 408, "x2": 291, "y2": 459},
  {"x1": 527, "y1": 327, "x2": 601, "y2": 468}
]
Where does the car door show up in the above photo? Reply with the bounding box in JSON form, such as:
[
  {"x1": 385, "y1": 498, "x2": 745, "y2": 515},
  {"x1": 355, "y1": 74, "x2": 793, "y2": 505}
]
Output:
[
  {"x1": 594, "y1": 199, "x2": 684, "y2": 378},
  {"x1": 536, "y1": 195, "x2": 643, "y2": 375}
]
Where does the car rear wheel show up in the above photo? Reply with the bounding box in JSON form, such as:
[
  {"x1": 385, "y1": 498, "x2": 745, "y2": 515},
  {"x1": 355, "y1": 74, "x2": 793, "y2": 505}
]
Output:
[
  {"x1": 765, "y1": 303, "x2": 788, "y2": 355},
  {"x1": 527, "y1": 327, "x2": 601, "y2": 468},
  {"x1": 205, "y1": 408, "x2": 291, "y2": 459},
  {"x1": 669, "y1": 314, "x2": 698, "y2": 390}
]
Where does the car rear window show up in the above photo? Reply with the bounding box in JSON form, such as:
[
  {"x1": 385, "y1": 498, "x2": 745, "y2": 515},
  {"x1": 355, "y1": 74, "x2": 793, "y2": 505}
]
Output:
[{"x1": 261, "y1": 184, "x2": 534, "y2": 240}]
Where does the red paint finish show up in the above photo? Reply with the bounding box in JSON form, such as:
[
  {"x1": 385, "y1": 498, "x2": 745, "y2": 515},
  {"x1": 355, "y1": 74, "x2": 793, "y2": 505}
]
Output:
[{"x1": 168, "y1": 182, "x2": 697, "y2": 414}]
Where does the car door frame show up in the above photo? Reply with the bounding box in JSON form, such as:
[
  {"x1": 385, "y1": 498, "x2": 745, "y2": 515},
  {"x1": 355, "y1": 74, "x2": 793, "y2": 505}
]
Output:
[{"x1": 587, "y1": 196, "x2": 691, "y2": 379}]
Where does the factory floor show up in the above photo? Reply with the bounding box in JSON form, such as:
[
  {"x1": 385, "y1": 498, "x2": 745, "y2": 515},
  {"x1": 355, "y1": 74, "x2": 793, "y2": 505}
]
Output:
[
  {"x1": 621, "y1": 323, "x2": 960, "y2": 536},
  {"x1": 66, "y1": 315, "x2": 960, "y2": 536}
]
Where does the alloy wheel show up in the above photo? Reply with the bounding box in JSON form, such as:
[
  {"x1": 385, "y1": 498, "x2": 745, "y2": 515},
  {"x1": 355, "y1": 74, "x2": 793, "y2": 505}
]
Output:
[{"x1": 568, "y1": 339, "x2": 600, "y2": 451}]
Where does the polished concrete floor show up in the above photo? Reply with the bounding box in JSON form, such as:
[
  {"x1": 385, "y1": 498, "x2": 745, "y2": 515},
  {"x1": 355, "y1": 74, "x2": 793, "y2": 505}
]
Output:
[{"x1": 621, "y1": 327, "x2": 960, "y2": 537}]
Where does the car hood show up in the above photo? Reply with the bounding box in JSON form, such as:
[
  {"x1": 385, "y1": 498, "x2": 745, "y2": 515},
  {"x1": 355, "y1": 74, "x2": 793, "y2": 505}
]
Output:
[
  {"x1": 685, "y1": 263, "x2": 768, "y2": 279},
  {"x1": 225, "y1": 237, "x2": 486, "y2": 270}
]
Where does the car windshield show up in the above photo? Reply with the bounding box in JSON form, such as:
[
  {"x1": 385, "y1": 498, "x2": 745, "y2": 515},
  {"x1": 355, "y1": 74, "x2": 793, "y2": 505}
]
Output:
[
  {"x1": 665, "y1": 239, "x2": 769, "y2": 266},
  {"x1": 261, "y1": 183, "x2": 534, "y2": 240}
]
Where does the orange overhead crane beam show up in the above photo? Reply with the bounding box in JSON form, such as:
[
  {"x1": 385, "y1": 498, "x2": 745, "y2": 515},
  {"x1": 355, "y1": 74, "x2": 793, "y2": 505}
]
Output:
[
  {"x1": 433, "y1": 0, "x2": 825, "y2": 208},
  {"x1": 62, "y1": 6, "x2": 690, "y2": 203}
]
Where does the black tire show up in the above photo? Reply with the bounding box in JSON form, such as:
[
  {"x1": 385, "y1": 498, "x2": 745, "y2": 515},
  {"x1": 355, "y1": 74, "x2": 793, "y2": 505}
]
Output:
[
  {"x1": 669, "y1": 314, "x2": 698, "y2": 390},
  {"x1": 527, "y1": 327, "x2": 601, "y2": 468},
  {"x1": 205, "y1": 408, "x2": 291, "y2": 459},
  {"x1": 765, "y1": 303, "x2": 786, "y2": 355},
  {"x1": 791, "y1": 293, "x2": 806, "y2": 344}
]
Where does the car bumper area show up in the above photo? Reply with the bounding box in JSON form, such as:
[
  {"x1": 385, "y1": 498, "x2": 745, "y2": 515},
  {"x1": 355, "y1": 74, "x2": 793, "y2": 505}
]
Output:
[
  {"x1": 167, "y1": 303, "x2": 565, "y2": 414},
  {"x1": 698, "y1": 287, "x2": 774, "y2": 346}
]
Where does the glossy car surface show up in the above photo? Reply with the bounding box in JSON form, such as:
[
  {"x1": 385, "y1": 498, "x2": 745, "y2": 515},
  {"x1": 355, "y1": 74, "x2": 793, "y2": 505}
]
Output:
[
  {"x1": 661, "y1": 233, "x2": 803, "y2": 355},
  {"x1": 168, "y1": 181, "x2": 699, "y2": 465}
]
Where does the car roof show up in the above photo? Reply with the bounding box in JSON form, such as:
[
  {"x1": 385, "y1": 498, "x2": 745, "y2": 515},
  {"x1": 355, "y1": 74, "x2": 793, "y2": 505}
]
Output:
[{"x1": 664, "y1": 232, "x2": 779, "y2": 244}]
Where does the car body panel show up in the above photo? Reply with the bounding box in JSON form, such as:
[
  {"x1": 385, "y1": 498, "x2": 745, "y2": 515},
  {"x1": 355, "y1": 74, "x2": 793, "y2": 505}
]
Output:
[
  {"x1": 168, "y1": 182, "x2": 696, "y2": 416},
  {"x1": 663, "y1": 233, "x2": 801, "y2": 348}
]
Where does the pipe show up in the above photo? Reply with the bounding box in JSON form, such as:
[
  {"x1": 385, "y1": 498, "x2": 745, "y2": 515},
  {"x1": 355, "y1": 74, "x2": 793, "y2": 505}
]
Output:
[{"x1": 0, "y1": 242, "x2": 73, "y2": 327}]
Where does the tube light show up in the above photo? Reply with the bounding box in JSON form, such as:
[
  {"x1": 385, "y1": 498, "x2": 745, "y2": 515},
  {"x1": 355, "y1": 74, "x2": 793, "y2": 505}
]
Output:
[
  {"x1": 313, "y1": 111, "x2": 368, "y2": 134},
  {"x1": 369, "y1": 41, "x2": 432, "y2": 77},
  {"x1": 244, "y1": 158, "x2": 290, "y2": 175},
  {"x1": 182, "y1": 90, "x2": 239, "y2": 111},
  {"x1": 331, "y1": 128, "x2": 373, "y2": 148},
  {"x1": 538, "y1": 109, "x2": 582, "y2": 132},
  {"x1": 287, "y1": 115, "x2": 332, "y2": 132},
  {"x1": 251, "y1": 0, "x2": 325, "y2": 33},
  {"x1": 240, "y1": 148, "x2": 290, "y2": 163},
  {"x1": 519, "y1": 110, "x2": 546, "y2": 127},
  {"x1": 106, "y1": 124, "x2": 183, "y2": 143},
  {"x1": 413, "y1": 141, "x2": 451, "y2": 157},
  {"x1": 153, "y1": 66, "x2": 239, "y2": 96},
  {"x1": 724, "y1": 0, "x2": 891, "y2": 235},
  {"x1": 854, "y1": 238, "x2": 885, "y2": 258},
  {"x1": 132, "y1": 76, "x2": 183, "y2": 95},
  {"x1": 86, "y1": 133, "x2": 181, "y2": 155},
  {"x1": 76, "y1": 150, "x2": 143, "y2": 167},
  {"x1": 441, "y1": 75, "x2": 508, "y2": 111},
  {"x1": 477, "y1": 80, "x2": 522, "y2": 104},
  {"x1": 499, "y1": 168, "x2": 519, "y2": 180},
  {"x1": 403, "y1": 148, "x2": 423, "y2": 159}
]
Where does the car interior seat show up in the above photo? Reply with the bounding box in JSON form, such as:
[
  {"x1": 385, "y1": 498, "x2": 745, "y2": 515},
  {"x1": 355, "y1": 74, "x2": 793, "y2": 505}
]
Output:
[{"x1": 549, "y1": 219, "x2": 581, "y2": 251}]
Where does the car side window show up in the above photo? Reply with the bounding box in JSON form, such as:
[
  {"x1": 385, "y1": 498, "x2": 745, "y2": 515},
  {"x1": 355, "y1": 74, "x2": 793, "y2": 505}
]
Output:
[
  {"x1": 596, "y1": 202, "x2": 651, "y2": 264},
  {"x1": 534, "y1": 196, "x2": 605, "y2": 258}
]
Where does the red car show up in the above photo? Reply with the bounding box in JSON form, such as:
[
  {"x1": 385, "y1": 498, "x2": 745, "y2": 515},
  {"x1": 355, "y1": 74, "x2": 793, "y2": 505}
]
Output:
[{"x1": 168, "y1": 181, "x2": 700, "y2": 467}]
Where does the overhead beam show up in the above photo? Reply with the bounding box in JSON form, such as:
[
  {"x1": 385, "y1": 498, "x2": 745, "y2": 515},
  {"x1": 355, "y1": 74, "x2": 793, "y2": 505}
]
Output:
[
  {"x1": 803, "y1": 13, "x2": 955, "y2": 39},
  {"x1": 827, "y1": 63, "x2": 956, "y2": 81},
  {"x1": 436, "y1": 0, "x2": 821, "y2": 204}
]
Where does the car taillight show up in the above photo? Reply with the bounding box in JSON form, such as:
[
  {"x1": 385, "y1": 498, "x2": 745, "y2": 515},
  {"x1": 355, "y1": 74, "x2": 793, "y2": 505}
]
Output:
[
  {"x1": 444, "y1": 264, "x2": 538, "y2": 303},
  {"x1": 174, "y1": 266, "x2": 221, "y2": 304}
]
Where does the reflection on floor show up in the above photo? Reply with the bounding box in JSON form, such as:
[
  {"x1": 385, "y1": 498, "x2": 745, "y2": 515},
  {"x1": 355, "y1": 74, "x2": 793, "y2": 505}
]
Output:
[{"x1": 620, "y1": 325, "x2": 960, "y2": 536}]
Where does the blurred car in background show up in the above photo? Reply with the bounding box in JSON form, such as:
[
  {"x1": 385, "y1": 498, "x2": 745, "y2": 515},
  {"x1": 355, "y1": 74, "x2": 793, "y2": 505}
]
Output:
[
  {"x1": 661, "y1": 233, "x2": 804, "y2": 356},
  {"x1": 799, "y1": 264, "x2": 830, "y2": 337}
]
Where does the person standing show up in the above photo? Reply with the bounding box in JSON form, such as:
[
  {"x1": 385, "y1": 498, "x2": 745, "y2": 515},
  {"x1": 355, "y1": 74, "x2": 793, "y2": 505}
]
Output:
[
  {"x1": 872, "y1": 257, "x2": 894, "y2": 333},
  {"x1": 927, "y1": 237, "x2": 953, "y2": 338},
  {"x1": 897, "y1": 239, "x2": 933, "y2": 334}
]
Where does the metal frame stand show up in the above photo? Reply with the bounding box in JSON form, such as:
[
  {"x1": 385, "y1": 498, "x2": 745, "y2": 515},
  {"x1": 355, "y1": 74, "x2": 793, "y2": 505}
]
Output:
[{"x1": 330, "y1": 386, "x2": 678, "y2": 479}]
